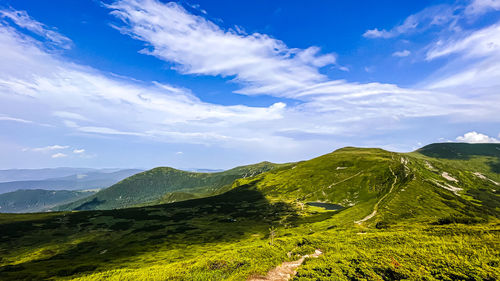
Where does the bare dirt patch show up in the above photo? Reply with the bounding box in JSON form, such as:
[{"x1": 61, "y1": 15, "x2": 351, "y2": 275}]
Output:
[
  {"x1": 473, "y1": 172, "x2": 499, "y2": 186},
  {"x1": 247, "y1": 250, "x2": 322, "y2": 281},
  {"x1": 432, "y1": 180, "x2": 462, "y2": 195},
  {"x1": 441, "y1": 172, "x2": 458, "y2": 183}
]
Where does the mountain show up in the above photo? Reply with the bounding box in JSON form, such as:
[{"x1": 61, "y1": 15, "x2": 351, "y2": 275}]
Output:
[
  {"x1": 56, "y1": 161, "x2": 286, "y2": 211},
  {"x1": 183, "y1": 168, "x2": 225, "y2": 173},
  {"x1": 231, "y1": 145, "x2": 499, "y2": 224},
  {"x1": 0, "y1": 144, "x2": 498, "y2": 280},
  {"x1": 0, "y1": 189, "x2": 98, "y2": 213},
  {"x1": 0, "y1": 169, "x2": 143, "y2": 194},
  {"x1": 0, "y1": 168, "x2": 98, "y2": 183}
]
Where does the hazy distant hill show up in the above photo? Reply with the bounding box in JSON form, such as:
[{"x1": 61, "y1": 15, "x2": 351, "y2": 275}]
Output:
[
  {"x1": 0, "y1": 168, "x2": 98, "y2": 183},
  {"x1": 0, "y1": 169, "x2": 143, "y2": 194},
  {"x1": 0, "y1": 189, "x2": 97, "y2": 213},
  {"x1": 56, "y1": 162, "x2": 285, "y2": 211}
]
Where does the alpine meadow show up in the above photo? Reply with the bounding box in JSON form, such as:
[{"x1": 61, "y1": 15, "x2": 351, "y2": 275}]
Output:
[{"x1": 0, "y1": 1, "x2": 499, "y2": 281}]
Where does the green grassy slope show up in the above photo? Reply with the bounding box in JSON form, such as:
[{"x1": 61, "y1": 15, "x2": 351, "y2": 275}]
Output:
[
  {"x1": 0, "y1": 143, "x2": 499, "y2": 280},
  {"x1": 232, "y1": 146, "x2": 499, "y2": 225},
  {"x1": 0, "y1": 189, "x2": 97, "y2": 213},
  {"x1": 56, "y1": 161, "x2": 286, "y2": 211}
]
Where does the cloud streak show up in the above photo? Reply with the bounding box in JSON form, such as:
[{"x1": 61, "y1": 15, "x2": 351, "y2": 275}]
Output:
[
  {"x1": 1, "y1": 2, "x2": 499, "y2": 167},
  {"x1": 363, "y1": 5, "x2": 457, "y2": 39},
  {"x1": 0, "y1": 8, "x2": 72, "y2": 49},
  {"x1": 106, "y1": 0, "x2": 336, "y2": 96}
]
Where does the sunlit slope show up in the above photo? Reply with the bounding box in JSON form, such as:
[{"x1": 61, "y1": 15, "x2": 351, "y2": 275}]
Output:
[
  {"x1": 414, "y1": 142, "x2": 500, "y2": 180},
  {"x1": 232, "y1": 145, "x2": 499, "y2": 224},
  {"x1": 56, "y1": 161, "x2": 286, "y2": 211},
  {"x1": 0, "y1": 144, "x2": 499, "y2": 280}
]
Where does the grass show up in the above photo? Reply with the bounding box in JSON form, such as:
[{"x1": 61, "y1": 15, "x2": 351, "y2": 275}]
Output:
[
  {"x1": 1, "y1": 201, "x2": 498, "y2": 280},
  {"x1": 56, "y1": 161, "x2": 287, "y2": 211},
  {"x1": 0, "y1": 144, "x2": 499, "y2": 280}
]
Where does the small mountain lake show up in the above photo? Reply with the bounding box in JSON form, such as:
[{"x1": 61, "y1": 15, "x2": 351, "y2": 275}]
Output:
[{"x1": 306, "y1": 202, "x2": 343, "y2": 210}]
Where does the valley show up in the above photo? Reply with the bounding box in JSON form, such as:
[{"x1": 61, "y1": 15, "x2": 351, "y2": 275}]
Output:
[{"x1": 0, "y1": 143, "x2": 498, "y2": 280}]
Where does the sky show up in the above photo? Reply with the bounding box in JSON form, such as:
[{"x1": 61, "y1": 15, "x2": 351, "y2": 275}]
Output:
[{"x1": 0, "y1": 0, "x2": 499, "y2": 170}]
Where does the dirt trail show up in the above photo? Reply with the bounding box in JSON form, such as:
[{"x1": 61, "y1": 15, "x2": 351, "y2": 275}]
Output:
[
  {"x1": 247, "y1": 249, "x2": 322, "y2": 281},
  {"x1": 355, "y1": 167, "x2": 397, "y2": 224}
]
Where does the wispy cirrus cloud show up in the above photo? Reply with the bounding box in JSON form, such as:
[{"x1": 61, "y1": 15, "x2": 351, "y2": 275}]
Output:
[
  {"x1": 0, "y1": 9, "x2": 289, "y2": 149},
  {"x1": 392, "y1": 50, "x2": 411, "y2": 57},
  {"x1": 106, "y1": 0, "x2": 336, "y2": 96},
  {"x1": 465, "y1": 0, "x2": 500, "y2": 16},
  {"x1": 0, "y1": 8, "x2": 72, "y2": 49},
  {"x1": 1, "y1": 2, "x2": 499, "y2": 168},
  {"x1": 424, "y1": 22, "x2": 500, "y2": 98},
  {"x1": 73, "y1": 149, "x2": 85, "y2": 154},
  {"x1": 363, "y1": 4, "x2": 457, "y2": 39},
  {"x1": 51, "y1": 152, "x2": 67, "y2": 158},
  {"x1": 105, "y1": 0, "x2": 497, "y2": 125},
  {"x1": 0, "y1": 115, "x2": 33, "y2": 124},
  {"x1": 23, "y1": 145, "x2": 69, "y2": 152}
]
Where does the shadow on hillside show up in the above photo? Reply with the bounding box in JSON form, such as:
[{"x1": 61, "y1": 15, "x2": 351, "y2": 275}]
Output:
[{"x1": 0, "y1": 186, "x2": 314, "y2": 280}]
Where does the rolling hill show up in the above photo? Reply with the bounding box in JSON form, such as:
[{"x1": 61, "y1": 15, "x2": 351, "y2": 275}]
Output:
[
  {"x1": 56, "y1": 161, "x2": 287, "y2": 211},
  {"x1": 0, "y1": 143, "x2": 498, "y2": 280},
  {"x1": 0, "y1": 169, "x2": 143, "y2": 194},
  {"x1": 0, "y1": 189, "x2": 98, "y2": 213},
  {"x1": 231, "y1": 145, "x2": 500, "y2": 225},
  {"x1": 0, "y1": 168, "x2": 98, "y2": 183}
]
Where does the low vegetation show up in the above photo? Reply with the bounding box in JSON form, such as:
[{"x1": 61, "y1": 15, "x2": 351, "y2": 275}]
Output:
[
  {"x1": 0, "y1": 143, "x2": 498, "y2": 280},
  {"x1": 56, "y1": 162, "x2": 285, "y2": 211}
]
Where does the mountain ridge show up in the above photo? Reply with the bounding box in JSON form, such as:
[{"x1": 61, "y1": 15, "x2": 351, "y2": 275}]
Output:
[{"x1": 0, "y1": 143, "x2": 498, "y2": 280}]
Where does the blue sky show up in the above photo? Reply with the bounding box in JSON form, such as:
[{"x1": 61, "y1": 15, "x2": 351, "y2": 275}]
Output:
[{"x1": 0, "y1": 0, "x2": 499, "y2": 169}]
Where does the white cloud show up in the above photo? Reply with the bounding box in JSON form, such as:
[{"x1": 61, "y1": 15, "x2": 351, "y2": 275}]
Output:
[
  {"x1": 1, "y1": 4, "x2": 499, "y2": 160},
  {"x1": 51, "y1": 152, "x2": 67, "y2": 158},
  {"x1": 103, "y1": 0, "x2": 494, "y2": 122},
  {"x1": 22, "y1": 144, "x2": 69, "y2": 152},
  {"x1": 363, "y1": 5, "x2": 456, "y2": 39},
  {"x1": 0, "y1": 115, "x2": 33, "y2": 123},
  {"x1": 53, "y1": 111, "x2": 89, "y2": 121},
  {"x1": 426, "y1": 23, "x2": 500, "y2": 61},
  {"x1": 465, "y1": 0, "x2": 500, "y2": 16},
  {"x1": 363, "y1": 28, "x2": 393, "y2": 39},
  {"x1": 175, "y1": 151, "x2": 183, "y2": 155},
  {"x1": 73, "y1": 149, "x2": 85, "y2": 154},
  {"x1": 0, "y1": 14, "x2": 289, "y2": 148},
  {"x1": 106, "y1": 0, "x2": 336, "y2": 96},
  {"x1": 338, "y1": 66, "x2": 350, "y2": 72},
  {"x1": 424, "y1": 22, "x2": 500, "y2": 103},
  {"x1": 0, "y1": 8, "x2": 72, "y2": 49},
  {"x1": 392, "y1": 50, "x2": 411, "y2": 57},
  {"x1": 29, "y1": 145, "x2": 69, "y2": 152},
  {"x1": 456, "y1": 131, "x2": 499, "y2": 143}
]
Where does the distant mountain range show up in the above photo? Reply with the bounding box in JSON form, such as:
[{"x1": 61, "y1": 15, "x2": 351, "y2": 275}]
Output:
[
  {"x1": 0, "y1": 169, "x2": 143, "y2": 194},
  {"x1": 0, "y1": 168, "x2": 100, "y2": 182}
]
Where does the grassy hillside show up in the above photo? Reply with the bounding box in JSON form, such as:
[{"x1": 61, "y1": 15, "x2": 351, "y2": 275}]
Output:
[
  {"x1": 0, "y1": 189, "x2": 97, "y2": 213},
  {"x1": 414, "y1": 142, "x2": 500, "y2": 180},
  {"x1": 56, "y1": 162, "x2": 286, "y2": 211},
  {"x1": 0, "y1": 144, "x2": 498, "y2": 280},
  {"x1": 232, "y1": 146, "x2": 499, "y2": 225},
  {"x1": 1, "y1": 186, "x2": 497, "y2": 281}
]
